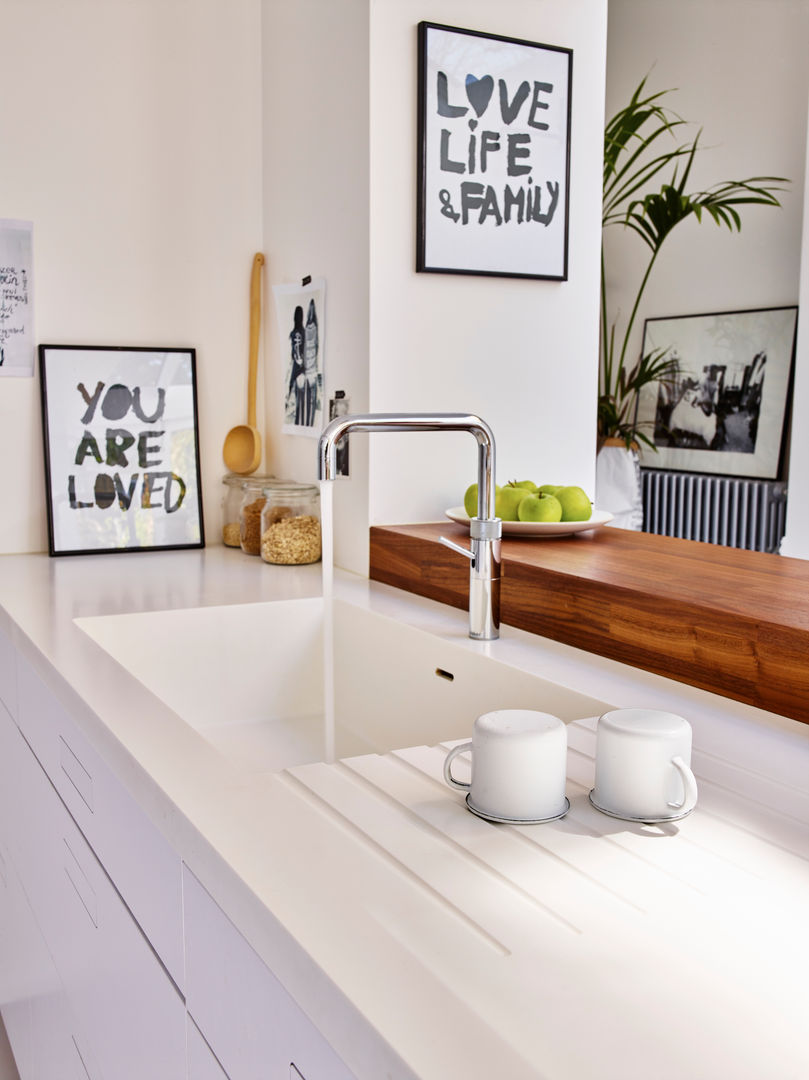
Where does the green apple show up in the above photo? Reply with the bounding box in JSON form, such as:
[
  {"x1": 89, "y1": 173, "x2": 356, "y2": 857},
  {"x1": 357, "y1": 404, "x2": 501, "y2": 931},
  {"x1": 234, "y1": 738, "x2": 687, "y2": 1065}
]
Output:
[
  {"x1": 464, "y1": 482, "x2": 501, "y2": 518},
  {"x1": 495, "y1": 485, "x2": 529, "y2": 521},
  {"x1": 538, "y1": 483, "x2": 562, "y2": 496},
  {"x1": 556, "y1": 485, "x2": 593, "y2": 522},
  {"x1": 510, "y1": 480, "x2": 539, "y2": 494},
  {"x1": 518, "y1": 494, "x2": 562, "y2": 522}
]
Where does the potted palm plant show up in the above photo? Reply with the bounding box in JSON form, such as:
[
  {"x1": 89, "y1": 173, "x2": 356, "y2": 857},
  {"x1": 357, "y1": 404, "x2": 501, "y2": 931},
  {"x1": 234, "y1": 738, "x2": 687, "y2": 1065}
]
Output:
[{"x1": 597, "y1": 78, "x2": 785, "y2": 526}]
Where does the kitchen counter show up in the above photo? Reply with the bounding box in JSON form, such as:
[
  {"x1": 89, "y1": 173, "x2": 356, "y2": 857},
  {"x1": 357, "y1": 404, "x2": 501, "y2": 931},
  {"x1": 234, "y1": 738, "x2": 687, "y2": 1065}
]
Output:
[
  {"x1": 369, "y1": 521, "x2": 809, "y2": 723},
  {"x1": 0, "y1": 548, "x2": 807, "y2": 1079}
]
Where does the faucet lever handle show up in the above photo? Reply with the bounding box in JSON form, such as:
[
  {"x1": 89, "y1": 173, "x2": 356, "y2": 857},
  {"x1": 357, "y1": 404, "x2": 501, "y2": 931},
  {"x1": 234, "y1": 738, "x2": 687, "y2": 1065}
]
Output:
[{"x1": 439, "y1": 535, "x2": 475, "y2": 565}]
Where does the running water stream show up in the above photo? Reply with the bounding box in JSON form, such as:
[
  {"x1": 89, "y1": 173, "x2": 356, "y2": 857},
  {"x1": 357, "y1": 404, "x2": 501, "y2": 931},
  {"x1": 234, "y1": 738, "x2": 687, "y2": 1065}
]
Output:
[{"x1": 319, "y1": 480, "x2": 335, "y2": 762}]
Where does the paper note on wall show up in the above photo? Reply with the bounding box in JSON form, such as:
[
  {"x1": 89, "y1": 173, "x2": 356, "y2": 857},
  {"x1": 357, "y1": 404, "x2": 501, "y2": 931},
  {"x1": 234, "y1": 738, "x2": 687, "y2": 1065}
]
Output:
[{"x1": 0, "y1": 219, "x2": 34, "y2": 377}]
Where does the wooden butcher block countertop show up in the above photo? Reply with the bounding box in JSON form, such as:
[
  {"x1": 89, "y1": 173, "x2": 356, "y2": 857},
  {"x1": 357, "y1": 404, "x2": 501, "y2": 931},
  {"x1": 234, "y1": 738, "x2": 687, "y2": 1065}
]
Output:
[{"x1": 369, "y1": 522, "x2": 809, "y2": 725}]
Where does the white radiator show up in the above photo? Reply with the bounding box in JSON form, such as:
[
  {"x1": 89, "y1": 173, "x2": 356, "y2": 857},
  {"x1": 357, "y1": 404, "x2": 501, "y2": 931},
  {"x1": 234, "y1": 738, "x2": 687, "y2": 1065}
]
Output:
[{"x1": 641, "y1": 468, "x2": 787, "y2": 553}]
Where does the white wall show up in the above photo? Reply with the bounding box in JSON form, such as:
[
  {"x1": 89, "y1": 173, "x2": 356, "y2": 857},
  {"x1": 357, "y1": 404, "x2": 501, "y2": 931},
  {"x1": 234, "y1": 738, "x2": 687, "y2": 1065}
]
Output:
[
  {"x1": 366, "y1": 0, "x2": 607, "y2": 537},
  {"x1": 604, "y1": 0, "x2": 808, "y2": 463},
  {"x1": 0, "y1": 0, "x2": 263, "y2": 554},
  {"x1": 782, "y1": 107, "x2": 809, "y2": 558}
]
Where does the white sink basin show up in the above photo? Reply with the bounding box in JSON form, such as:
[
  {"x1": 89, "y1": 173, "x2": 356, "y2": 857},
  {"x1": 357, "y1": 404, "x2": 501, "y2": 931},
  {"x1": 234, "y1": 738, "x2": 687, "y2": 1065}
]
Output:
[{"x1": 75, "y1": 597, "x2": 610, "y2": 771}]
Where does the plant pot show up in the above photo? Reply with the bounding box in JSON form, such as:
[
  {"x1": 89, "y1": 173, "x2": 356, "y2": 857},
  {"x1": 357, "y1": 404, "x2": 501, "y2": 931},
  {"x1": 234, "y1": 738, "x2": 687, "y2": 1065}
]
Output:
[{"x1": 595, "y1": 438, "x2": 643, "y2": 530}]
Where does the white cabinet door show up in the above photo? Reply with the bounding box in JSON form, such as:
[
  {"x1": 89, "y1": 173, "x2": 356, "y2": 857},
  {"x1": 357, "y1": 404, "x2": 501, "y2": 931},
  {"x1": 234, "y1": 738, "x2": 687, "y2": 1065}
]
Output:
[
  {"x1": 4, "y1": 691, "x2": 186, "y2": 1080},
  {"x1": 188, "y1": 1016, "x2": 231, "y2": 1080},
  {"x1": 183, "y1": 867, "x2": 356, "y2": 1080},
  {"x1": 15, "y1": 651, "x2": 185, "y2": 989}
]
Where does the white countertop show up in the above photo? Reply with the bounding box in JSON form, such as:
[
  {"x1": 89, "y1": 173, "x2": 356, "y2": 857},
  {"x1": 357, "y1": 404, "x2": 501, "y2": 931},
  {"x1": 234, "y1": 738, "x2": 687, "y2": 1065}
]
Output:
[{"x1": 1, "y1": 547, "x2": 807, "y2": 1080}]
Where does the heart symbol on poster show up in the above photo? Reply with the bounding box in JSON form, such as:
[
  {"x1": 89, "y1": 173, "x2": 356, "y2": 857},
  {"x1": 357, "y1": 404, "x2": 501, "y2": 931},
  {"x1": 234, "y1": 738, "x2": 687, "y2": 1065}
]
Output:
[{"x1": 465, "y1": 74, "x2": 494, "y2": 117}]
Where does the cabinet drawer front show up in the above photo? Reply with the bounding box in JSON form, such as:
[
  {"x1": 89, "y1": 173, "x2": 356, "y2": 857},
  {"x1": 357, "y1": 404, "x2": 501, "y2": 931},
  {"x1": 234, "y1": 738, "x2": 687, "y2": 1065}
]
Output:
[
  {"x1": 15, "y1": 651, "x2": 184, "y2": 988},
  {"x1": 183, "y1": 867, "x2": 355, "y2": 1080},
  {"x1": 9, "y1": 717, "x2": 186, "y2": 1080}
]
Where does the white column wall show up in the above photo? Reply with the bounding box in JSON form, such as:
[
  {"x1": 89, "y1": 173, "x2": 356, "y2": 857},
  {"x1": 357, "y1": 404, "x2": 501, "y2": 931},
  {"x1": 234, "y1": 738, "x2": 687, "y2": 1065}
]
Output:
[
  {"x1": 0, "y1": 0, "x2": 264, "y2": 554},
  {"x1": 260, "y1": 0, "x2": 371, "y2": 575},
  {"x1": 366, "y1": 1, "x2": 607, "y2": 542}
]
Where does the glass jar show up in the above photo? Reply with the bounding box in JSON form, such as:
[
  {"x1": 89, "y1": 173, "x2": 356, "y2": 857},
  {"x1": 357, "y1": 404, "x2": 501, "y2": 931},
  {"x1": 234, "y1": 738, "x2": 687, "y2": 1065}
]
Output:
[
  {"x1": 221, "y1": 473, "x2": 274, "y2": 548},
  {"x1": 238, "y1": 477, "x2": 273, "y2": 555},
  {"x1": 221, "y1": 475, "x2": 244, "y2": 547},
  {"x1": 259, "y1": 483, "x2": 321, "y2": 565}
]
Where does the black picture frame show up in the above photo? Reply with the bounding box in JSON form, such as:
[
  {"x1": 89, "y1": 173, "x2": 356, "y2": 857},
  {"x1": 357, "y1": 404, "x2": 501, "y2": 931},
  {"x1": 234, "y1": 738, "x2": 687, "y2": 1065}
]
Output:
[
  {"x1": 416, "y1": 21, "x2": 572, "y2": 280},
  {"x1": 39, "y1": 344, "x2": 205, "y2": 555},
  {"x1": 636, "y1": 306, "x2": 798, "y2": 480}
]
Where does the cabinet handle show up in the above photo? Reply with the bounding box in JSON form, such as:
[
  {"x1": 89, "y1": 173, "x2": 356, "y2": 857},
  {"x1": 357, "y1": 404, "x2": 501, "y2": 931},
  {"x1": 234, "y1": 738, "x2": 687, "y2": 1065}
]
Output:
[
  {"x1": 63, "y1": 838, "x2": 98, "y2": 927},
  {"x1": 60, "y1": 735, "x2": 94, "y2": 812}
]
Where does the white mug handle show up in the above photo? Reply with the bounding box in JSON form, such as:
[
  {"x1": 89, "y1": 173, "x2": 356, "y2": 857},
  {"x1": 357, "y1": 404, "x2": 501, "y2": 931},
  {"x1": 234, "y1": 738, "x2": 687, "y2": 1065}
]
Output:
[
  {"x1": 668, "y1": 755, "x2": 698, "y2": 812},
  {"x1": 443, "y1": 741, "x2": 473, "y2": 791}
]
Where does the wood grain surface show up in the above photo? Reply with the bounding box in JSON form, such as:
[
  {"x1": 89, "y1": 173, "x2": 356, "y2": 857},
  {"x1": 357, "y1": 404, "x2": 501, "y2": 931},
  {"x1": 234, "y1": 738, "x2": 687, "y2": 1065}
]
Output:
[{"x1": 369, "y1": 522, "x2": 809, "y2": 725}]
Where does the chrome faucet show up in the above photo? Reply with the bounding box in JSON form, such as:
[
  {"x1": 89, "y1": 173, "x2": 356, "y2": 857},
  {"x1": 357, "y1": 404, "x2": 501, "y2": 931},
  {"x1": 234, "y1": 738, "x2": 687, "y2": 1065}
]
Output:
[{"x1": 317, "y1": 413, "x2": 501, "y2": 640}]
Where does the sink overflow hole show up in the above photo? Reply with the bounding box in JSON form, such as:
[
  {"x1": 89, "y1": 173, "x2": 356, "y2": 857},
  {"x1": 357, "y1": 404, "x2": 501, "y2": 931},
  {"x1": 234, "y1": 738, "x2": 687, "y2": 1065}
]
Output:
[{"x1": 434, "y1": 667, "x2": 455, "y2": 682}]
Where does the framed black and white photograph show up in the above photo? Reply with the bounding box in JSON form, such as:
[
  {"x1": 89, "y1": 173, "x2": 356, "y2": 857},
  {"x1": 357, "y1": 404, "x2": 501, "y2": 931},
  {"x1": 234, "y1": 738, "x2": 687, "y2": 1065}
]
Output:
[
  {"x1": 636, "y1": 307, "x2": 798, "y2": 479},
  {"x1": 272, "y1": 277, "x2": 326, "y2": 437},
  {"x1": 39, "y1": 345, "x2": 204, "y2": 555},
  {"x1": 417, "y1": 21, "x2": 572, "y2": 280}
]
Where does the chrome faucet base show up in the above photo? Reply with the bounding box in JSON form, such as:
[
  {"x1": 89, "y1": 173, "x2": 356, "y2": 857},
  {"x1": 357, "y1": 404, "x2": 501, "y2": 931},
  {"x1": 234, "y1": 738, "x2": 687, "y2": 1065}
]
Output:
[{"x1": 318, "y1": 413, "x2": 502, "y2": 640}]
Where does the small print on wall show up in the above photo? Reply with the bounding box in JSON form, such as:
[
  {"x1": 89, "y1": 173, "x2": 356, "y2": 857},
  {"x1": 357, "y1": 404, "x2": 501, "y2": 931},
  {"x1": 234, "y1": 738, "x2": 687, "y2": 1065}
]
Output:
[
  {"x1": 417, "y1": 22, "x2": 572, "y2": 280},
  {"x1": 273, "y1": 278, "x2": 326, "y2": 437},
  {"x1": 636, "y1": 307, "x2": 798, "y2": 480},
  {"x1": 39, "y1": 345, "x2": 205, "y2": 555},
  {"x1": 0, "y1": 219, "x2": 34, "y2": 376}
]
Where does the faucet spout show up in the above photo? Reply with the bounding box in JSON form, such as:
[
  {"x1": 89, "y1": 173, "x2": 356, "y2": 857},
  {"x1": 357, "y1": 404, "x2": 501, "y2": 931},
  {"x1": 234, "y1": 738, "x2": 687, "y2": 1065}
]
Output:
[{"x1": 317, "y1": 413, "x2": 501, "y2": 640}]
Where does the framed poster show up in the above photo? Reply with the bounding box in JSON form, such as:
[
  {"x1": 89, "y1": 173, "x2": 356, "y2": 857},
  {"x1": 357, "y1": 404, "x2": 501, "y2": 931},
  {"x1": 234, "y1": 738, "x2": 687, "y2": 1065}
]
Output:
[
  {"x1": 39, "y1": 345, "x2": 205, "y2": 555},
  {"x1": 636, "y1": 307, "x2": 798, "y2": 479},
  {"x1": 272, "y1": 277, "x2": 326, "y2": 437},
  {"x1": 417, "y1": 21, "x2": 572, "y2": 280}
]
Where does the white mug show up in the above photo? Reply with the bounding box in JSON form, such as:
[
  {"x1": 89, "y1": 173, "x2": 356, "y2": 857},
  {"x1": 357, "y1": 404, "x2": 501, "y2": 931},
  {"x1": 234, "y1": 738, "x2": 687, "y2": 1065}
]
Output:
[
  {"x1": 589, "y1": 708, "x2": 698, "y2": 822},
  {"x1": 443, "y1": 710, "x2": 568, "y2": 823}
]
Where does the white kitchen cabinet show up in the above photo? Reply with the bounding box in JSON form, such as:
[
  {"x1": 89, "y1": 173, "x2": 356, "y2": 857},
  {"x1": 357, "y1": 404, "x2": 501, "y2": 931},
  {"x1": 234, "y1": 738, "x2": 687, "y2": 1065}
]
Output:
[
  {"x1": 0, "y1": 845, "x2": 100, "y2": 1080},
  {"x1": 0, "y1": 709, "x2": 101, "y2": 1080},
  {"x1": 183, "y1": 867, "x2": 356, "y2": 1080},
  {"x1": 14, "y1": 651, "x2": 185, "y2": 990},
  {"x1": 1, "y1": 681, "x2": 186, "y2": 1080}
]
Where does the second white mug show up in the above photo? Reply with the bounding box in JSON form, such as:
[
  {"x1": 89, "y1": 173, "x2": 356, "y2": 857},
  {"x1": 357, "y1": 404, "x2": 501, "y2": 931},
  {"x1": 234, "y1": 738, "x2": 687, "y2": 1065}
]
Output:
[
  {"x1": 589, "y1": 708, "x2": 698, "y2": 822},
  {"x1": 443, "y1": 709, "x2": 568, "y2": 823}
]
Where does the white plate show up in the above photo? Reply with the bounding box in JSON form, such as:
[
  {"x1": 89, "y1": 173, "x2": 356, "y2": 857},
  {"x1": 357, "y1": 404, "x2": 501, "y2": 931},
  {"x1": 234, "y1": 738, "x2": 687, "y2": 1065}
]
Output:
[{"x1": 444, "y1": 507, "x2": 614, "y2": 537}]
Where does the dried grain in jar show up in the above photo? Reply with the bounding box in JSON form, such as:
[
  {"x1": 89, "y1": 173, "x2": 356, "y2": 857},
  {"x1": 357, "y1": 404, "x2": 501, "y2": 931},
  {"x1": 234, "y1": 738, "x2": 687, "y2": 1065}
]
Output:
[
  {"x1": 259, "y1": 483, "x2": 321, "y2": 564},
  {"x1": 239, "y1": 476, "x2": 274, "y2": 555}
]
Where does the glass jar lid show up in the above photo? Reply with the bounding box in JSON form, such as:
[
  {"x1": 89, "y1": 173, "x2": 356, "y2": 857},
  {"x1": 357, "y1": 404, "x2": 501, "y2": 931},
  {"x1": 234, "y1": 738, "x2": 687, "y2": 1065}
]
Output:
[
  {"x1": 223, "y1": 472, "x2": 275, "y2": 488},
  {"x1": 261, "y1": 481, "x2": 319, "y2": 498}
]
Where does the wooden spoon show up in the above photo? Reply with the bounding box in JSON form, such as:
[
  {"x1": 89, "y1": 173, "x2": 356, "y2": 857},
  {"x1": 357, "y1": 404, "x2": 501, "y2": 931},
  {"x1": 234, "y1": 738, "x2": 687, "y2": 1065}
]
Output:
[{"x1": 223, "y1": 252, "x2": 265, "y2": 474}]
